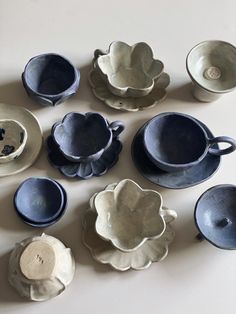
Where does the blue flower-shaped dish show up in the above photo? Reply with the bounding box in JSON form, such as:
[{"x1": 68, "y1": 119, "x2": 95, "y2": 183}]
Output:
[
  {"x1": 22, "y1": 53, "x2": 80, "y2": 106},
  {"x1": 47, "y1": 135, "x2": 122, "y2": 179},
  {"x1": 14, "y1": 177, "x2": 67, "y2": 227},
  {"x1": 52, "y1": 112, "x2": 124, "y2": 162}
]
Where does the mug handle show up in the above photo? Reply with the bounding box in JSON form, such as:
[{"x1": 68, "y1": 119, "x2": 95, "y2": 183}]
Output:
[
  {"x1": 109, "y1": 121, "x2": 125, "y2": 138},
  {"x1": 159, "y1": 206, "x2": 177, "y2": 223},
  {"x1": 208, "y1": 136, "x2": 236, "y2": 156}
]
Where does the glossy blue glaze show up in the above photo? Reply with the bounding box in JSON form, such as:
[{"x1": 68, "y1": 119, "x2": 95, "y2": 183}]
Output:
[
  {"x1": 22, "y1": 53, "x2": 80, "y2": 106},
  {"x1": 14, "y1": 177, "x2": 66, "y2": 224},
  {"x1": 47, "y1": 135, "x2": 122, "y2": 179},
  {"x1": 131, "y1": 120, "x2": 221, "y2": 189},
  {"x1": 143, "y1": 112, "x2": 236, "y2": 172},
  {"x1": 195, "y1": 185, "x2": 236, "y2": 250},
  {"x1": 52, "y1": 112, "x2": 124, "y2": 162}
]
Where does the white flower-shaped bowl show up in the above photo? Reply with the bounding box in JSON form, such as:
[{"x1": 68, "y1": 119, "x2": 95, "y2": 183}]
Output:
[
  {"x1": 94, "y1": 179, "x2": 166, "y2": 252},
  {"x1": 0, "y1": 119, "x2": 27, "y2": 163},
  {"x1": 95, "y1": 41, "x2": 164, "y2": 97},
  {"x1": 8, "y1": 234, "x2": 75, "y2": 301}
]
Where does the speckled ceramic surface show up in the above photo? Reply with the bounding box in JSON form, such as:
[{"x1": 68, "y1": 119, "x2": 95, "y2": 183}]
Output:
[
  {"x1": 186, "y1": 40, "x2": 236, "y2": 102},
  {"x1": 94, "y1": 179, "x2": 166, "y2": 252},
  {"x1": 88, "y1": 67, "x2": 169, "y2": 111},
  {"x1": 8, "y1": 234, "x2": 75, "y2": 301},
  {"x1": 95, "y1": 42, "x2": 164, "y2": 97},
  {"x1": 0, "y1": 103, "x2": 43, "y2": 177},
  {"x1": 83, "y1": 183, "x2": 177, "y2": 271},
  {"x1": 0, "y1": 119, "x2": 27, "y2": 163}
]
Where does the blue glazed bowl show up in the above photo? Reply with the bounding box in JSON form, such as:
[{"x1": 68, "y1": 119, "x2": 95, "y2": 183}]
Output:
[
  {"x1": 194, "y1": 184, "x2": 236, "y2": 250},
  {"x1": 143, "y1": 112, "x2": 236, "y2": 172},
  {"x1": 22, "y1": 53, "x2": 80, "y2": 106},
  {"x1": 52, "y1": 112, "x2": 124, "y2": 162},
  {"x1": 14, "y1": 177, "x2": 66, "y2": 224}
]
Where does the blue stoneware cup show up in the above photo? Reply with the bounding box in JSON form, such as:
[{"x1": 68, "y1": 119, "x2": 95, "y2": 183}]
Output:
[
  {"x1": 22, "y1": 53, "x2": 80, "y2": 106},
  {"x1": 194, "y1": 184, "x2": 236, "y2": 250},
  {"x1": 143, "y1": 112, "x2": 236, "y2": 172},
  {"x1": 14, "y1": 177, "x2": 66, "y2": 224},
  {"x1": 52, "y1": 112, "x2": 124, "y2": 163}
]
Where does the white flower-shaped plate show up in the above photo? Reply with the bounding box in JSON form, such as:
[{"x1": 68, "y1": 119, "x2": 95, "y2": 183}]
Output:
[
  {"x1": 82, "y1": 183, "x2": 177, "y2": 271},
  {"x1": 88, "y1": 68, "x2": 170, "y2": 112}
]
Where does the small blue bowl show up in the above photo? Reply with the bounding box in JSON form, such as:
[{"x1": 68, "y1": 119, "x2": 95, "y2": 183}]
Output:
[
  {"x1": 22, "y1": 53, "x2": 80, "y2": 106},
  {"x1": 195, "y1": 184, "x2": 236, "y2": 250},
  {"x1": 52, "y1": 112, "x2": 124, "y2": 162},
  {"x1": 14, "y1": 177, "x2": 65, "y2": 224}
]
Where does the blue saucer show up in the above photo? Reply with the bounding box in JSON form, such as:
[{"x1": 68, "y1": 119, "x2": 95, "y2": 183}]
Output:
[
  {"x1": 47, "y1": 136, "x2": 122, "y2": 179},
  {"x1": 131, "y1": 119, "x2": 221, "y2": 189},
  {"x1": 14, "y1": 178, "x2": 67, "y2": 227}
]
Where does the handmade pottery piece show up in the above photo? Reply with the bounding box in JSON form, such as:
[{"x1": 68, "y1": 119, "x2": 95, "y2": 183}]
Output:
[
  {"x1": 14, "y1": 177, "x2": 66, "y2": 224},
  {"x1": 0, "y1": 103, "x2": 43, "y2": 177},
  {"x1": 52, "y1": 112, "x2": 124, "y2": 162},
  {"x1": 131, "y1": 120, "x2": 221, "y2": 189},
  {"x1": 95, "y1": 42, "x2": 164, "y2": 97},
  {"x1": 195, "y1": 185, "x2": 236, "y2": 250},
  {"x1": 8, "y1": 234, "x2": 75, "y2": 301},
  {"x1": 186, "y1": 40, "x2": 236, "y2": 102},
  {"x1": 88, "y1": 67, "x2": 170, "y2": 111},
  {"x1": 83, "y1": 183, "x2": 177, "y2": 271},
  {"x1": 0, "y1": 119, "x2": 27, "y2": 163},
  {"x1": 143, "y1": 112, "x2": 236, "y2": 172},
  {"x1": 47, "y1": 135, "x2": 122, "y2": 179},
  {"x1": 15, "y1": 181, "x2": 67, "y2": 227},
  {"x1": 94, "y1": 179, "x2": 166, "y2": 252},
  {"x1": 22, "y1": 53, "x2": 80, "y2": 106}
]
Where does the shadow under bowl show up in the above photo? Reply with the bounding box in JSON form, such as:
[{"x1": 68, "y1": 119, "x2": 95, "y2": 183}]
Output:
[
  {"x1": 14, "y1": 177, "x2": 66, "y2": 224},
  {"x1": 22, "y1": 53, "x2": 80, "y2": 106},
  {"x1": 194, "y1": 184, "x2": 236, "y2": 249}
]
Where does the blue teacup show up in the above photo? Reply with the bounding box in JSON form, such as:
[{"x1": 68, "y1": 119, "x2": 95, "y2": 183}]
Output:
[{"x1": 143, "y1": 112, "x2": 236, "y2": 172}]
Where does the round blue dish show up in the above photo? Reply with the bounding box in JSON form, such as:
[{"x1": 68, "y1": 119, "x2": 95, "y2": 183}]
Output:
[
  {"x1": 14, "y1": 177, "x2": 65, "y2": 224},
  {"x1": 194, "y1": 184, "x2": 236, "y2": 250},
  {"x1": 15, "y1": 181, "x2": 67, "y2": 228},
  {"x1": 22, "y1": 53, "x2": 80, "y2": 106}
]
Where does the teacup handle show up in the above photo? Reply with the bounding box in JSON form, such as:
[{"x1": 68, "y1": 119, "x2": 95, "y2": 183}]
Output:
[
  {"x1": 160, "y1": 206, "x2": 177, "y2": 223},
  {"x1": 208, "y1": 136, "x2": 236, "y2": 156},
  {"x1": 109, "y1": 121, "x2": 125, "y2": 138}
]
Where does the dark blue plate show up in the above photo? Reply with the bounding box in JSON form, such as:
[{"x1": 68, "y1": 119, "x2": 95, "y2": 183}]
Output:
[
  {"x1": 195, "y1": 184, "x2": 236, "y2": 250},
  {"x1": 131, "y1": 119, "x2": 221, "y2": 189},
  {"x1": 15, "y1": 181, "x2": 67, "y2": 228},
  {"x1": 14, "y1": 177, "x2": 66, "y2": 224},
  {"x1": 46, "y1": 135, "x2": 122, "y2": 179}
]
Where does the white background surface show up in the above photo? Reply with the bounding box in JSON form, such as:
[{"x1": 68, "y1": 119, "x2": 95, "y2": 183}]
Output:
[{"x1": 0, "y1": 0, "x2": 236, "y2": 313}]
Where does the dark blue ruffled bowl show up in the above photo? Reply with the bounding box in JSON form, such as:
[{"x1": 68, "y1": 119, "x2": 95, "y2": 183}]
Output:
[
  {"x1": 47, "y1": 135, "x2": 122, "y2": 179},
  {"x1": 22, "y1": 53, "x2": 80, "y2": 106},
  {"x1": 14, "y1": 177, "x2": 67, "y2": 226},
  {"x1": 52, "y1": 112, "x2": 124, "y2": 162}
]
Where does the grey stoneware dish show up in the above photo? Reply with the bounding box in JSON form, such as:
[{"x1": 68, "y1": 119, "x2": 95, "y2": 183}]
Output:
[
  {"x1": 46, "y1": 134, "x2": 122, "y2": 179},
  {"x1": 14, "y1": 177, "x2": 67, "y2": 227},
  {"x1": 8, "y1": 234, "x2": 75, "y2": 301},
  {"x1": 0, "y1": 119, "x2": 27, "y2": 163},
  {"x1": 143, "y1": 112, "x2": 236, "y2": 173},
  {"x1": 194, "y1": 185, "x2": 236, "y2": 250},
  {"x1": 22, "y1": 53, "x2": 80, "y2": 106},
  {"x1": 94, "y1": 179, "x2": 166, "y2": 252},
  {"x1": 186, "y1": 40, "x2": 236, "y2": 102},
  {"x1": 83, "y1": 182, "x2": 177, "y2": 271},
  {"x1": 95, "y1": 41, "x2": 164, "y2": 97},
  {"x1": 131, "y1": 119, "x2": 221, "y2": 189},
  {"x1": 52, "y1": 112, "x2": 124, "y2": 162}
]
